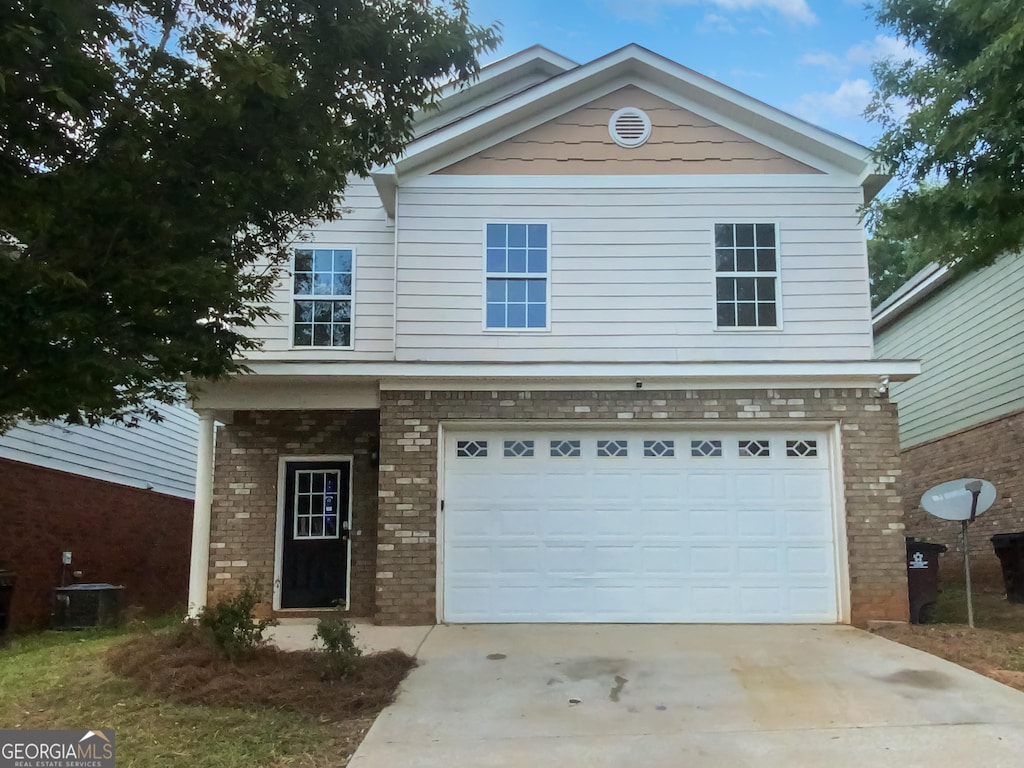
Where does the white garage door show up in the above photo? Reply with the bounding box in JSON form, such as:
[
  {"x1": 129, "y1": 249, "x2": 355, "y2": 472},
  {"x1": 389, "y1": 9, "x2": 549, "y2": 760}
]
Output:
[{"x1": 442, "y1": 428, "x2": 839, "y2": 623}]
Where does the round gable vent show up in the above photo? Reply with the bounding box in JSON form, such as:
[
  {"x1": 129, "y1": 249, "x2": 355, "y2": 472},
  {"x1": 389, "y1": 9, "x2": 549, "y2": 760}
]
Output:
[{"x1": 608, "y1": 107, "x2": 652, "y2": 148}]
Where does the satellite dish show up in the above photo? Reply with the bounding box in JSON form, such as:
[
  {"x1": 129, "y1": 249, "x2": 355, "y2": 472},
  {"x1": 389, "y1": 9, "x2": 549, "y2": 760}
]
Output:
[{"x1": 920, "y1": 478, "x2": 996, "y2": 521}]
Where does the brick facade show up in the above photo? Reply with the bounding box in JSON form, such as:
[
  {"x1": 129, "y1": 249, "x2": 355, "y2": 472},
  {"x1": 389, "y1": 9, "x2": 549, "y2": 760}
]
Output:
[
  {"x1": 377, "y1": 388, "x2": 909, "y2": 627},
  {"x1": 900, "y1": 409, "x2": 1024, "y2": 587},
  {"x1": 207, "y1": 410, "x2": 379, "y2": 617},
  {"x1": 206, "y1": 389, "x2": 909, "y2": 627},
  {"x1": 0, "y1": 458, "x2": 193, "y2": 631}
]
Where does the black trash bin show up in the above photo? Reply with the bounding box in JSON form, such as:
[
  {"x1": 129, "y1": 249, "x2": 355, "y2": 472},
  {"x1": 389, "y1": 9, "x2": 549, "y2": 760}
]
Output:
[
  {"x1": 990, "y1": 532, "x2": 1024, "y2": 604},
  {"x1": 906, "y1": 537, "x2": 947, "y2": 624},
  {"x1": 0, "y1": 568, "x2": 15, "y2": 645}
]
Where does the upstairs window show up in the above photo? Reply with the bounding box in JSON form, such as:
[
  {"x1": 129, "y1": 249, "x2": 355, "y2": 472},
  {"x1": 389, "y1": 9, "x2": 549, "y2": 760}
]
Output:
[
  {"x1": 715, "y1": 223, "x2": 778, "y2": 328},
  {"x1": 485, "y1": 223, "x2": 548, "y2": 329},
  {"x1": 293, "y1": 248, "x2": 353, "y2": 347}
]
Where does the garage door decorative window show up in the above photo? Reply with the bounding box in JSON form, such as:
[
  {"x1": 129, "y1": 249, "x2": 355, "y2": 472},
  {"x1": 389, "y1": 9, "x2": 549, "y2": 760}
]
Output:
[
  {"x1": 739, "y1": 439, "x2": 770, "y2": 457},
  {"x1": 456, "y1": 440, "x2": 488, "y2": 458},
  {"x1": 550, "y1": 439, "x2": 581, "y2": 457},
  {"x1": 597, "y1": 439, "x2": 628, "y2": 457},
  {"x1": 503, "y1": 440, "x2": 535, "y2": 457},
  {"x1": 691, "y1": 439, "x2": 723, "y2": 457},
  {"x1": 643, "y1": 439, "x2": 675, "y2": 457},
  {"x1": 787, "y1": 439, "x2": 818, "y2": 457}
]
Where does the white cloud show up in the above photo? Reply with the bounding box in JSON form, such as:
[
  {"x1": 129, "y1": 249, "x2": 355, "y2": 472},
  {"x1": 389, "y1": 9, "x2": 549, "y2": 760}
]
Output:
[
  {"x1": 847, "y1": 34, "x2": 925, "y2": 65},
  {"x1": 701, "y1": 12, "x2": 738, "y2": 33},
  {"x1": 802, "y1": 35, "x2": 924, "y2": 76},
  {"x1": 605, "y1": 0, "x2": 816, "y2": 25},
  {"x1": 793, "y1": 78, "x2": 873, "y2": 123},
  {"x1": 800, "y1": 51, "x2": 848, "y2": 75}
]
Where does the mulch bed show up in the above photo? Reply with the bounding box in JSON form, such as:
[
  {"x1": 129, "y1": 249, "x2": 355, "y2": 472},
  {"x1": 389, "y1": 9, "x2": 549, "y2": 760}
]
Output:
[{"x1": 107, "y1": 629, "x2": 417, "y2": 722}]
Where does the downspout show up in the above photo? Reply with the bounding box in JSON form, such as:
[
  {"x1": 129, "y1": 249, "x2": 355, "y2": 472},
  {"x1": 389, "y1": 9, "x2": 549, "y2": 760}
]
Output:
[{"x1": 391, "y1": 184, "x2": 400, "y2": 359}]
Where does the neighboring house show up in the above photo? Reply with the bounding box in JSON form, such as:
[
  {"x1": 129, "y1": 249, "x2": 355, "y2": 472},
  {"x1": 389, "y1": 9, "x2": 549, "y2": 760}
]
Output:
[
  {"x1": 187, "y1": 44, "x2": 919, "y2": 628},
  {"x1": 873, "y1": 256, "x2": 1024, "y2": 584},
  {"x1": 0, "y1": 403, "x2": 198, "y2": 629}
]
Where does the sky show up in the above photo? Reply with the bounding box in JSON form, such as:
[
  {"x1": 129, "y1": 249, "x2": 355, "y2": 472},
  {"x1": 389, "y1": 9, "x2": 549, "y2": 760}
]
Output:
[{"x1": 466, "y1": 0, "x2": 918, "y2": 147}]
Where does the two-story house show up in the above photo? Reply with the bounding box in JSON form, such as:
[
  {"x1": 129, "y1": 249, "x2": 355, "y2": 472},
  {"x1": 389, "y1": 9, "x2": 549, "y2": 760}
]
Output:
[{"x1": 188, "y1": 45, "x2": 919, "y2": 628}]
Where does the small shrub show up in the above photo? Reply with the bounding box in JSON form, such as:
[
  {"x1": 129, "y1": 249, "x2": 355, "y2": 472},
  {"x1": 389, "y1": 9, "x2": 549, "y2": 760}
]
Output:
[
  {"x1": 196, "y1": 580, "x2": 277, "y2": 661},
  {"x1": 314, "y1": 613, "x2": 362, "y2": 678}
]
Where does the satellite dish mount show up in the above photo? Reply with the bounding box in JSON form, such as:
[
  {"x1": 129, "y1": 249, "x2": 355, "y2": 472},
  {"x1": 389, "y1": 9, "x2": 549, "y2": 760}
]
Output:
[{"x1": 920, "y1": 478, "x2": 996, "y2": 629}]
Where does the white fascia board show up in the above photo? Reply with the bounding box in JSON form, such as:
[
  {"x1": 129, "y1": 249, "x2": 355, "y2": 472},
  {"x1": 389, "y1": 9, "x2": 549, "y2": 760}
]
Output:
[
  {"x1": 231, "y1": 360, "x2": 921, "y2": 382},
  {"x1": 195, "y1": 361, "x2": 920, "y2": 408},
  {"x1": 371, "y1": 171, "x2": 397, "y2": 217},
  {"x1": 432, "y1": 46, "x2": 577, "y2": 102},
  {"x1": 401, "y1": 173, "x2": 859, "y2": 191},
  {"x1": 392, "y1": 44, "x2": 880, "y2": 186},
  {"x1": 872, "y1": 264, "x2": 952, "y2": 332},
  {"x1": 414, "y1": 48, "x2": 577, "y2": 137},
  {"x1": 190, "y1": 377, "x2": 380, "y2": 412}
]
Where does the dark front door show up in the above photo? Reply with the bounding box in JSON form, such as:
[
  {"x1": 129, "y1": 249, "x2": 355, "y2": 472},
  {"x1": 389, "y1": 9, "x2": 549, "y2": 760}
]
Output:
[{"x1": 281, "y1": 461, "x2": 351, "y2": 609}]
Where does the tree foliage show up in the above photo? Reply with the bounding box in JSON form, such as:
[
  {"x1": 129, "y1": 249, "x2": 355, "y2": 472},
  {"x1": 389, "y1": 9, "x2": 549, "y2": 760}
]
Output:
[
  {"x1": 867, "y1": 0, "x2": 1024, "y2": 275},
  {"x1": 0, "y1": 1, "x2": 499, "y2": 430}
]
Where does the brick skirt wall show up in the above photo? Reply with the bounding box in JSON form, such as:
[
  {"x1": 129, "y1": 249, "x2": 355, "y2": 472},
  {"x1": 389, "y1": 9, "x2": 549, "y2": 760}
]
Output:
[
  {"x1": 207, "y1": 410, "x2": 379, "y2": 617},
  {"x1": 0, "y1": 458, "x2": 193, "y2": 631},
  {"x1": 901, "y1": 409, "x2": 1024, "y2": 587},
  {"x1": 377, "y1": 388, "x2": 909, "y2": 627}
]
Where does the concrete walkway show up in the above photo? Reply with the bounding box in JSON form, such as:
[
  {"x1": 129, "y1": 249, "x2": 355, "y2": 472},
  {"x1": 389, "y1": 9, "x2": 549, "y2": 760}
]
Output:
[{"x1": 348, "y1": 624, "x2": 1024, "y2": 767}]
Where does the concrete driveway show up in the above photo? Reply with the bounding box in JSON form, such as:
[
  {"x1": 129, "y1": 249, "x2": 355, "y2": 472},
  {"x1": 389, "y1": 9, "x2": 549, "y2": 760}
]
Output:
[{"x1": 349, "y1": 624, "x2": 1024, "y2": 767}]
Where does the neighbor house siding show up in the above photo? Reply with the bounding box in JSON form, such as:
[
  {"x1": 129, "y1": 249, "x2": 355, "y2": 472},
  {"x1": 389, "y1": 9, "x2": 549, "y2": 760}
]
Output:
[
  {"x1": 874, "y1": 256, "x2": 1024, "y2": 448},
  {"x1": 0, "y1": 402, "x2": 199, "y2": 499},
  {"x1": 394, "y1": 183, "x2": 873, "y2": 362},
  {"x1": 0, "y1": 458, "x2": 193, "y2": 630},
  {"x1": 243, "y1": 177, "x2": 395, "y2": 361}
]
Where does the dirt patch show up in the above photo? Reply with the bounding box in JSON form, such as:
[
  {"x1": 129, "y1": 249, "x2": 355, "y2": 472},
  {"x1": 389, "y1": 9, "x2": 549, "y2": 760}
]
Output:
[
  {"x1": 107, "y1": 629, "x2": 416, "y2": 723},
  {"x1": 873, "y1": 624, "x2": 1024, "y2": 693}
]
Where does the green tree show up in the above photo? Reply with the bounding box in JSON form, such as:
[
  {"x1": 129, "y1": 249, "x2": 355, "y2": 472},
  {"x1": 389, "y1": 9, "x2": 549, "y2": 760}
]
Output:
[
  {"x1": 867, "y1": 0, "x2": 1024, "y2": 275},
  {"x1": 0, "y1": 1, "x2": 498, "y2": 430}
]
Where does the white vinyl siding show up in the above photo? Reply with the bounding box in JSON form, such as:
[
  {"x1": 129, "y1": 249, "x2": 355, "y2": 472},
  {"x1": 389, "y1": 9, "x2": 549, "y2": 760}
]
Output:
[
  {"x1": 874, "y1": 255, "x2": 1024, "y2": 448},
  {"x1": 395, "y1": 183, "x2": 872, "y2": 362},
  {"x1": 0, "y1": 402, "x2": 199, "y2": 499},
  {"x1": 243, "y1": 177, "x2": 395, "y2": 360}
]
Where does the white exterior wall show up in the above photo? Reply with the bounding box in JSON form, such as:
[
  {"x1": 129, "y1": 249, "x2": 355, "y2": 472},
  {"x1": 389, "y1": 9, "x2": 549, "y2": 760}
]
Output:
[
  {"x1": 0, "y1": 402, "x2": 199, "y2": 499},
  {"x1": 394, "y1": 182, "x2": 873, "y2": 362},
  {"x1": 245, "y1": 177, "x2": 395, "y2": 360}
]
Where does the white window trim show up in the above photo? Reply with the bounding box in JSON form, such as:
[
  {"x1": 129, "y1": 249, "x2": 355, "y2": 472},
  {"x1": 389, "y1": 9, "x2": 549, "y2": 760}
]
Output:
[
  {"x1": 291, "y1": 468, "x2": 344, "y2": 541},
  {"x1": 289, "y1": 246, "x2": 357, "y2": 351},
  {"x1": 711, "y1": 220, "x2": 784, "y2": 332},
  {"x1": 273, "y1": 455, "x2": 354, "y2": 612},
  {"x1": 481, "y1": 221, "x2": 552, "y2": 333}
]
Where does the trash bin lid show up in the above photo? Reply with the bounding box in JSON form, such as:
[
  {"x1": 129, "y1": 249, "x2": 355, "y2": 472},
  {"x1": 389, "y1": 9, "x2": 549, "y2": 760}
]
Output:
[
  {"x1": 55, "y1": 583, "x2": 125, "y2": 591},
  {"x1": 991, "y1": 532, "x2": 1024, "y2": 545}
]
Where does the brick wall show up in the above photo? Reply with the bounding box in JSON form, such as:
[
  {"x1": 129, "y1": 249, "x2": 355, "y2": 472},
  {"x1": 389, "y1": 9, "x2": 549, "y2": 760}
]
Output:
[
  {"x1": 901, "y1": 409, "x2": 1024, "y2": 587},
  {"x1": 0, "y1": 458, "x2": 193, "y2": 631},
  {"x1": 378, "y1": 388, "x2": 909, "y2": 627},
  {"x1": 207, "y1": 410, "x2": 379, "y2": 617}
]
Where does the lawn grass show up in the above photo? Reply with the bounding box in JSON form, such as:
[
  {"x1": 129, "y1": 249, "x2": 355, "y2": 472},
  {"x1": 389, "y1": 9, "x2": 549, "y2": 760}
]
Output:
[{"x1": 0, "y1": 622, "x2": 381, "y2": 767}]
